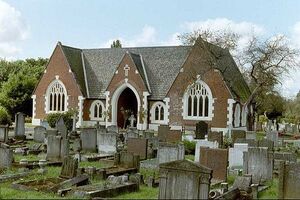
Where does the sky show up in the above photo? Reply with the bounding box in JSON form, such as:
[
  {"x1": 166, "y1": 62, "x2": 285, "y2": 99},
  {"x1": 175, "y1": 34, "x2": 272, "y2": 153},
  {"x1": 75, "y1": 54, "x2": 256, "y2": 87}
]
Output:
[{"x1": 1, "y1": 0, "x2": 300, "y2": 97}]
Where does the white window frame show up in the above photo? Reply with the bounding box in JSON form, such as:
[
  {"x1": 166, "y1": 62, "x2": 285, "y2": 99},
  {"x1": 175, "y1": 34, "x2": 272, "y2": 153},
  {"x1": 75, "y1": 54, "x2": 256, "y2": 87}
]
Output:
[
  {"x1": 45, "y1": 79, "x2": 68, "y2": 114},
  {"x1": 90, "y1": 100, "x2": 105, "y2": 121},
  {"x1": 150, "y1": 102, "x2": 167, "y2": 124},
  {"x1": 183, "y1": 80, "x2": 213, "y2": 121},
  {"x1": 234, "y1": 103, "x2": 241, "y2": 127},
  {"x1": 241, "y1": 105, "x2": 248, "y2": 127}
]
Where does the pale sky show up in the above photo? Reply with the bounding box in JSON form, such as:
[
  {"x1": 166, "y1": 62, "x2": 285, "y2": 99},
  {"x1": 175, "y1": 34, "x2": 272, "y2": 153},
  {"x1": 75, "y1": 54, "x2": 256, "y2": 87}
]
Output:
[{"x1": 1, "y1": 0, "x2": 300, "y2": 97}]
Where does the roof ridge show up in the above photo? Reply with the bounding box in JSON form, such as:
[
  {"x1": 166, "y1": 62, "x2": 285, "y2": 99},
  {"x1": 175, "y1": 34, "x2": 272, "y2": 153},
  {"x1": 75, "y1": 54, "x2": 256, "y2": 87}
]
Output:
[
  {"x1": 81, "y1": 45, "x2": 192, "y2": 51},
  {"x1": 61, "y1": 44, "x2": 82, "y2": 51}
]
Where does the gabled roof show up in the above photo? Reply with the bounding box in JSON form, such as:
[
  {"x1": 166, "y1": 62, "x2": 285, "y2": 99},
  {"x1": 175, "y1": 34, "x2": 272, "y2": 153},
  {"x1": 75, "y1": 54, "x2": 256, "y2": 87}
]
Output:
[
  {"x1": 82, "y1": 46, "x2": 191, "y2": 99},
  {"x1": 60, "y1": 45, "x2": 87, "y2": 96}
]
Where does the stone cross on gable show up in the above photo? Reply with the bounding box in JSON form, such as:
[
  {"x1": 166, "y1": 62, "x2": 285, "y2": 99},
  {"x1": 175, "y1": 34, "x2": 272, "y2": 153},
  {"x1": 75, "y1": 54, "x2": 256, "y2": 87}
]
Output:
[{"x1": 124, "y1": 65, "x2": 130, "y2": 77}]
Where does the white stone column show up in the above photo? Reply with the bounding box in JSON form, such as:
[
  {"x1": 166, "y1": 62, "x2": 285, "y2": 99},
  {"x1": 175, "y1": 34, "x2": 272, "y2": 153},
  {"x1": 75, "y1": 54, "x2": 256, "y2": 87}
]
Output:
[
  {"x1": 227, "y1": 99, "x2": 236, "y2": 136},
  {"x1": 105, "y1": 91, "x2": 110, "y2": 128},
  {"x1": 77, "y1": 96, "x2": 85, "y2": 128},
  {"x1": 141, "y1": 91, "x2": 150, "y2": 130}
]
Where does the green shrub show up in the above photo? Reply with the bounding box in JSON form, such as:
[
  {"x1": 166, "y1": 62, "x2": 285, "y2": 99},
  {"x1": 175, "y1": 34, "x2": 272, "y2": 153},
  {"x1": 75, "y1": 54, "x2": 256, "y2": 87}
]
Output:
[
  {"x1": 183, "y1": 140, "x2": 196, "y2": 154},
  {"x1": 0, "y1": 106, "x2": 11, "y2": 125},
  {"x1": 45, "y1": 109, "x2": 77, "y2": 131}
]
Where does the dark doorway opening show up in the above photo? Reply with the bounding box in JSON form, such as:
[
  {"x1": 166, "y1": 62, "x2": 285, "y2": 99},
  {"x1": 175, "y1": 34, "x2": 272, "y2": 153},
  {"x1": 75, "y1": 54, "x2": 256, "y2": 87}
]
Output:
[{"x1": 117, "y1": 87, "x2": 138, "y2": 129}]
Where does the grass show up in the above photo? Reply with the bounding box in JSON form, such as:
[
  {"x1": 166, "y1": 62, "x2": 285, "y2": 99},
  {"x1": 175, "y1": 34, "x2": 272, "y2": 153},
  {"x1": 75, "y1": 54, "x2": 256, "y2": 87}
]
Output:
[
  {"x1": 256, "y1": 131, "x2": 266, "y2": 140},
  {"x1": 258, "y1": 178, "x2": 278, "y2": 199},
  {"x1": 184, "y1": 154, "x2": 195, "y2": 161},
  {"x1": 114, "y1": 185, "x2": 158, "y2": 199},
  {"x1": 79, "y1": 160, "x2": 113, "y2": 168}
]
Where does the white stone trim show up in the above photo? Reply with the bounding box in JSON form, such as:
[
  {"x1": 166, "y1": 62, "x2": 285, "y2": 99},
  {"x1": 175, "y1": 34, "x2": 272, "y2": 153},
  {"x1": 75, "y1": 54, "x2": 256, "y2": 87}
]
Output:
[
  {"x1": 140, "y1": 54, "x2": 152, "y2": 93},
  {"x1": 150, "y1": 101, "x2": 168, "y2": 125},
  {"x1": 115, "y1": 70, "x2": 118, "y2": 74},
  {"x1": 105, "y1": 91, "x2": 110, "y2": 127},
  {"x1": 234, "y1": 103, "x2": 241, "y2": 128},
  {"x1": 76, "y1": 96, "x2": 85, "y2": 127},
  {"x1": 141, "y1": 91, "x2": 150, "y2": 130},
  {"x1": 81, "y1": 51, "x2": 90, "y2": 97},
  {"x1": 111, "y1": 82, "x2": 141, "y2": 129},
  {"x1": 82, "y1": 120, "x2": 106, "y2": 127},
  {"x1": 211, "y1": 127, "x2": 228, "y2": 135},
  {"x1": 32, "y1": 118, "x2": 41, "y2": 126},
  {"x1": 32, "y1": 95, "x2": 36, "y2": 120},
  {"x1": 227, "y1": 99, "x2": 235, "y2": 126},
  {"x1": 89, "y1": 100, "x2": 105, "y2": 121},
  {"x1": 241, "y1": 105, "x2": 248, "y2": 127},
  {"x1": 149, "y1": 123, "x2": 159, "y2": 131},
  {"x1": 45, "y1": 79, "x2": 68, "y2": 114},
  {"x1": 170, "y1": 125, "x2": 182, "y2": 131},
  {"x1": 182, "y1": 79, "x2": 214, "y2": 121},
  {"x1": 163, "y1": 97, "x2": 170, "y2": 124}
]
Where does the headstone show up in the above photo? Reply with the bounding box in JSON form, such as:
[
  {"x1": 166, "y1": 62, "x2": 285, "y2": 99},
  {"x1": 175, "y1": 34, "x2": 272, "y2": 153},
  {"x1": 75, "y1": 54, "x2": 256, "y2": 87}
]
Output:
[
  {"x1": 208, "y1": 131, "x2": 223, "y2": 147},
  {"x1": 195, "y1": 121, "x2": 208, "y2": 139},
  {"x1": 107, "y1": 125, "x2": 118, "y2": 133},
  {"x1": 115, "y1": 151, "x2": 140, "y2": 169},
  {"x1": 97, "y1": 131, "x2": 117, "y2": 154},
  {"x1": 258, "y1": 139, "x2": 274, "y2": 151},
  {"x1": 126, "y1": 128, "x2": 139, "y2": 140},
  {"x1": 273, "y1": 152, "x2": 297, "y2": 170},
  {"x1": 292, "y1": 124, "x2": 299, "y2": 134},
  {"x1": 46, "y1": 135, "x2": 64, "y2": 161},
  {"x1": 200, "y1": 147, "x2": 228, "y2": 181},
  {"x1": 235, "y1": 138, "x2": 257, "y2": 147},
  {"x1": 46, "y1": 129, "x2": 58, "y2": 137},
  {"x1": 278, "y1": 162, "x2": 300, "y2": 199},
  {"x1": 14, "y1": 112, "x2": 25, "y2": 137},
  {"x1": 246, "y1": 131, "x2": 256, "y2": 140},
  {"x1": 166, "y1": 130, "x2": 182, "y2": 143},
  {"x1": 232, "y1": 175, "x2": 252, "y2": 191},
  {"x1": 243, "y1": 147, "x2": 273, "y2": 184},
  {"x1": 229, "y1": 143, "x2": 248, "y2": 168},
  {"x1": 127, "y1": 138, "x2": 148, "y2": 160},
  {"x1": 158, "y1": 125, "x2": 170, "y2": 142},
  {"x1": 0, "y1": 144, "x2": 13, "y2": 169},
  {"x1": 194, "y1": 140, "x2": 218, "y2": 163},
  {"x1": 266, "y1": 131, "x2": 278, "y2": 147},
  {"x1": 72, "y1": 138, "x2": 82, "y2": 152},
  {"x1": 0, "y1": 125, "x2": 9, "y2": 143},
  {"x1": 159, "y1": 160, "x2": 212, "y2": 199},
  {"x1": 60, "y1": 156, "x2": 78, "y2": 179},
  {"x1": 56, "y1": 117, "x2": 68, "y2": 138},
  {"x1": 33, "y1": 126, "x2": 47, "y2": 143},
  {"x1": 60, "y1": 138, "x2": 69, "y2": 158},
  {"x1": 80, "y1": 128, "x2": 97, "y2": 152},
  {"x1": 143, "y1": 131, "x2": 154, "y2": 139},
  {"x1": 158, "y1": 143, "x2": 184, "y2": 164},
  {"x1": 231, "y1": 130, "x2": 246, "y2": 143}
]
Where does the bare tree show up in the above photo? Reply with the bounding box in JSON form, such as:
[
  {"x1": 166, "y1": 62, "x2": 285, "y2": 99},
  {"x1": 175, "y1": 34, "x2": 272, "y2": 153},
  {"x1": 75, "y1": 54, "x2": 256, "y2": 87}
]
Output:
[{"x1": 178, "y1": 30, "x2": 299, "y2": 106}]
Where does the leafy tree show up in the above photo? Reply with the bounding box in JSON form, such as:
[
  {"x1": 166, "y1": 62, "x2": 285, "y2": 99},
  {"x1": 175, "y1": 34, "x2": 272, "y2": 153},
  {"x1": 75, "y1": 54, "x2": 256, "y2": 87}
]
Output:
[{"x1": 111, "y1": 39, "x2": 122, "y2": 48}]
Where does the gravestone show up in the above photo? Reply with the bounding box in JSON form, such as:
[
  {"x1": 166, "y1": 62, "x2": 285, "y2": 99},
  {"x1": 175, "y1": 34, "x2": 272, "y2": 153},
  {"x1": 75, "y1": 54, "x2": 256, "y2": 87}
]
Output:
[
  {"x1": 158, "y1": 125, "x2": 170, "y2": 142},
  {"x1": 14, "y1": 112, "x2": 25, "y2": 138},
  {"x1": 0, "y1": 143, "x2": 13, "y2": 169},
  {"x1": 243, "y1": 147, "x2": 273, "y2": 184},
  {"x1": 97, "y1": 131, "x2": 117, "y2": 154},
  {"x1": 33, "y1": 126, "x2": 47, "y2": 143},
  {"x1": 200, "y1": 147, "x2": 228, "y2": 181},
  {"x1": 126, "y1": 128, "x2": 139, "y2": 141},
  {"x1": 107, "y1": 125, "x2": 118, "y2": 133},
  {"x1": 46, "y1": 129, "x2": 58, "y2": 138},
  {"x1": 56, "y1": 117, "x2": 68, "y2": 138},
  {"x1": 80, "y1": 128, "x2": 97, "y2": 152},
  {"x1": 292, "y1": 124, "x2": 299, "y2": 134},
  {"x1": 158, "y1": 143, "x2": 184, "y2": 164},
  {"x1": 208, "y1": 131, "x2": 223, "y2": 147},
  {"x1": 159, "y1": 160, "x2": 212, "y2": 199},
  {"x1": 127, "y1": 138, "x2": 148, "y2": 160},
  {"x1": 60, "y1": 156, "x2": 78, "y2": 179},
  {"x1": 235, "y1": 138, "x2": 257, "y2": 147},
  {"x1": 73, "y1": 138, "x2": 82, "y2": 152},
  {"x1": 46, "y1": 135, "x2": 69, "y2": 161},
  {"x1": 229, "y1": 143, "x2": 248, "y2": 168},
  {"x1": 278, "y1": 162, "x2": 300, "y2": 199},
  {"x1": 273, "y1": 152, "x2": 297, "y2": 170},
  {"x1": 0, "y1": 125, "x2": 9, "y2": 143},
  {"x1": 246, "y1": 131, "x2": 256, "y2": 140},
  {"x1": 143, "y1": 131, "x2": 154, "y2": 139},
  {"x1": 166, "y1": 130, "x2": 182, "y2": 143},
  {"x1": 266, "y1": 131, "x2": 278, "y2": 147},
  {"x1": 195, "y1": 121, "x2": 208, "y2": 139},
  {"x1": 258, "y1": 139, "x2": 274, "y2": 151},
  {"x1": 194, "y1": 140, "x2": 219, "y2": 163},
  {"x1": 116, "y1": 151, "x2": 140, "y2": 169},
  {"x1": 231, "y1": 130, "x2": 246, "y2": 143}
]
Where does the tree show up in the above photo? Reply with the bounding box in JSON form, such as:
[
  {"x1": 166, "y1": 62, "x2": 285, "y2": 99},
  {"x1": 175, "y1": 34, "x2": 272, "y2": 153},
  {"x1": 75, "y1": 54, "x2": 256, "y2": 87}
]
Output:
[
  {"x1": 178, "y1": 30, "x2": 299, "y2": 107},
  {"x1": 111, "y1": 39, "x2": 122, "y2": 48}
]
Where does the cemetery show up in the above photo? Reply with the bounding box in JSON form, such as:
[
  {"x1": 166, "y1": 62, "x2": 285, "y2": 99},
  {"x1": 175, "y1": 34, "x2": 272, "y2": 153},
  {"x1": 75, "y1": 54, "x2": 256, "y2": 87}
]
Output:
[{"x1": 1, "y1": 114, "x2": 300, "y2": 199}]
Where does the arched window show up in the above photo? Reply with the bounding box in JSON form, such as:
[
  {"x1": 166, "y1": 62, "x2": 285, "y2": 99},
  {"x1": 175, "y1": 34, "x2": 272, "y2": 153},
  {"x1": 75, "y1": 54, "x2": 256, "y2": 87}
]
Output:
[
  {"x1": 241, "y1": 105, "x2": 248, "y2": 127},
  {"x1": 234, "y1": 103, "x2": 241, "y2": 127},
  {"x1": 151, "y1": 102, "x2": 166, "y2": 123},
  {"x1": 46, "y1": 80, "x2": 67, "y2": 112},
  {"x1": 183, "y1": 80, "x2": 213, "y2": 120},
  {"x1": 90, "y1": 100, "x2": 105, "y2": 121}
]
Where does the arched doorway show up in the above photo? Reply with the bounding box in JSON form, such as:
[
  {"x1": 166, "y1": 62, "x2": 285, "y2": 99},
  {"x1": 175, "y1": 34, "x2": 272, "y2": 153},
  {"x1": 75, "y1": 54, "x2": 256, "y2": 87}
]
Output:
[{"x1": 117, "y1": 87, "x2": 138, "y2": 128}]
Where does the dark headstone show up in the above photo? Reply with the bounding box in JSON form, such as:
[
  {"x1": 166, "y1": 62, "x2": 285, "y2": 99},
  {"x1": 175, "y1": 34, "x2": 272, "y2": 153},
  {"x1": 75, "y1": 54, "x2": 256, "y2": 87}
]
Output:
[
  {"x1": 60, "y1": 156, "x2": 78, "y2": 179},
  {"x1": 166, "y1": 130, "x2": 182, "y2": 143},
  {"x1": 278, "y1": 162, "x2": 300, "y2": 199},
  {"x1": 33, "y1": 126, "x2": 46, "y2": 143},
  {"x1": 195, "y1": 121, "x2": 208, "y2": 139},
  {"x1": 14, "y1": 112, "x2": 25, "y2": 137},
  {"x1": 0, "y1": 144, "x2": 13, "y2": 169},
  {"x1": 158, "y1": 125, "x2": 170, "y2": 142},
  {"x1": 200, "y1": 147, "x2": 228, "y2": 181},
  {"x1": 127, "y1": 138, "x2": 148, "y2": 160},
  {"x1": 56, "y1": 117, "x2": 67, "y2": 138},
  {"x1": 80, "y1": 128, "x2": 97, "y2": 152},
  {"x1": 231, "y1": 130, "x2": 246, "y2": 143},
  {"x1": 258, "y1": 139, "x2": 274, "y2": 151},
  {"x1": 0, "y1": 125, "x2": 9, "y2": 143},
  {"x1": 208, "y1": 131, "x2": 223, "y2": 147}
]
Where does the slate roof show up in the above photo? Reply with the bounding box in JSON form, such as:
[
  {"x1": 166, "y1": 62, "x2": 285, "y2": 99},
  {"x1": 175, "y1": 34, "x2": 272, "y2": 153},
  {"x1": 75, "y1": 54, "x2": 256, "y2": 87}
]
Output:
[{"x1": 60, "y1": 41, "x2": 251, "y2": 102}]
